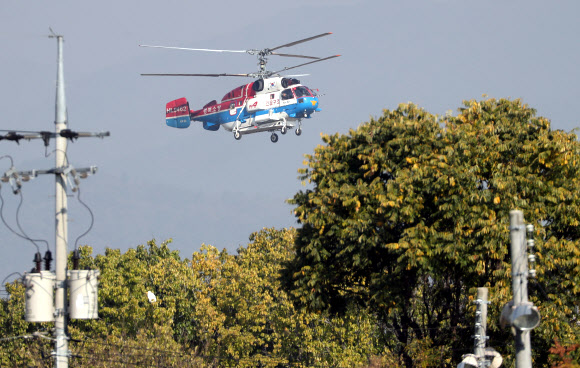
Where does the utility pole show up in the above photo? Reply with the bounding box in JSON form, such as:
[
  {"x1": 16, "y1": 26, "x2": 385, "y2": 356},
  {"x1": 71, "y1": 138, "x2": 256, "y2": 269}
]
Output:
[
  {"x1": 1, "y1": 30, "x2": 107, "y2": 367},
  {"x1": 52, "y1": 32, "x2": 69, "y2": 368},
  {"x1": 510, "y1": 211, "x2": 530, "y2": 368},
  {"x1": 500, "y1": 210, "x2": 540, "y2": 368},
  {"x1": 458, "y1": 288, "x2": 502, "y2": 368},
  {"x1": 474, "y1": 287, "x2": 488, "y2": 366}
]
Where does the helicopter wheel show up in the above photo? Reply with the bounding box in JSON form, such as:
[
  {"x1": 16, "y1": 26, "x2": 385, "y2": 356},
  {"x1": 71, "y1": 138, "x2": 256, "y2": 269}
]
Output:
[
  {"x1": 234, "y1": 131, "x2": 241, "y2": 140},
  {"x1": 281, "y1": 126, "x2": 287, "y2": 135},
  {"x1": 270, "y1": 133, "x2": 279, "y2": 143},
  {"x1": 295, "y1": 127, "x2": 302, "y2": 136}
]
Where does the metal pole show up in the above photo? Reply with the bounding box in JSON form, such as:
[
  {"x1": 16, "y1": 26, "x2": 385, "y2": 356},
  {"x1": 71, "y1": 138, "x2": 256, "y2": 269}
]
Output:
[
  {"x1": 509, "y1": 210, "x2": 532, "y2": 368},
  {"x1": 53, "y1": 34, "x2": 69, "y2": 368},
  {"x1": 475, "y1": 287, "x2": 488, "y2": 367}
]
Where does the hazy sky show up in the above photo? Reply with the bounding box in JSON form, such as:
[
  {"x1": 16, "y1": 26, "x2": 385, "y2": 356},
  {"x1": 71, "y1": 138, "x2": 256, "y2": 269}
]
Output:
[{"x1": 1, "y1": 1, "x2": 579, "y2": 286}]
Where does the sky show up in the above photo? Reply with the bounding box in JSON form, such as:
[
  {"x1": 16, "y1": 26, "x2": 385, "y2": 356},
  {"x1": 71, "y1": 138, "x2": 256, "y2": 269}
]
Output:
[{"x1": 1, "y1": 0, "x2": 579, "y2": 286}]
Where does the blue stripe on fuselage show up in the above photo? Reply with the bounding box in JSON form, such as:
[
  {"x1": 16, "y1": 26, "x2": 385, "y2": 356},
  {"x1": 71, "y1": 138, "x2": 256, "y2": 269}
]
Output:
[{"x1": 193, "y1": 96, "x2": 319, "y2": 126}]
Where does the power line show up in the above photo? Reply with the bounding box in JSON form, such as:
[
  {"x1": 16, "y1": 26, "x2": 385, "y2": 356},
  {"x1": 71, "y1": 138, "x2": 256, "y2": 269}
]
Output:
[
  {"x1": 16, "y1": 191, "x2": 50, "y2": 252},
  {"x1": 0, "y1": 185, "x2": 40, "y2": 253},
  {"x1": 73, "y1": 187, "x2": 95, "y2": 251},
  {"x1": 0, "y1": 332, "x2": 53, "y2": 343}
]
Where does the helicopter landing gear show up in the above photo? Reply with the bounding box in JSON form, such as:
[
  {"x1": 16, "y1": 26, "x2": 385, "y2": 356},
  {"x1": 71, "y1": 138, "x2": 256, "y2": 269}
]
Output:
[
  {"x1": 295, "y1": 120, "x2": 303, "y2": 136},
  {"x1": 233, "y1": 120, "x2": 242, "y2": 140},
  {"x1": 270, "y1": 133, "x2": 279, "y2": 143},
  {"x1": 280, "y1": 118, "x2": 288, "y2": 135}
]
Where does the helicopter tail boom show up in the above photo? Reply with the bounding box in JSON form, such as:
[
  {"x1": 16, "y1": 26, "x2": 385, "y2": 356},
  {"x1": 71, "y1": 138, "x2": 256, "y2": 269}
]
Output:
[{"x1": 166, "y1": 98, "x2": 191, "y2": 128}]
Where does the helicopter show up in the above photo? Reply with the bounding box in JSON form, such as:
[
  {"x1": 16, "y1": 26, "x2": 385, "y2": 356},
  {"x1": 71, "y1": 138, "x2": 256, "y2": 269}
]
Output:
[{"x1": 140, "y1": 32, "x2": 340, "y2": 143}]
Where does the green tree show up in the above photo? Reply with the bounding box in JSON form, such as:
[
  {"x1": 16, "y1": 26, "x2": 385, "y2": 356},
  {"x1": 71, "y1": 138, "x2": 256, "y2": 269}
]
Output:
[
  {"x1": 0, "y1": 281, "x2": 53, "y2": 367},
  {"x1": 283, "y1": 98, "x2": 580, "y2": 367},
  {"x1": 68, "y1": 241, "x2": 200, "y2": 367},
  {"x1": 190, "y1": 228, "x2": 380, "y2": 367},
  {"x1": 2, "y1": 231, "x2": 382, "y2": 367}
]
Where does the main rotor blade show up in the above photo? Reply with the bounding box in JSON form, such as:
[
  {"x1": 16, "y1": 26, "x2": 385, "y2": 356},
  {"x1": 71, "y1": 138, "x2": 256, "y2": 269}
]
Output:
[
  {"x1": 270, "y1": 54, "x2": 341, "y2": 75},
  {"x1": 141, "y1": 73, "x2": 252, "y2": 77},
  {"x1": 139, "y1": 44, "x2": 247, "y2": 53},
  {"x1": 269, "y1": 32, "x2": 333, "y2": 52},
  {"x1": 271, "y1": 52, "x2": 320, "y2": 60}
]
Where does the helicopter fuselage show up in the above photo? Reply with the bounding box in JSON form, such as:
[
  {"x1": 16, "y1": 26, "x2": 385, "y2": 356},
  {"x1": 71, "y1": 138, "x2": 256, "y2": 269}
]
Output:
[{"x1": 165, "y1": 76, "x2": 321, "y2": 141}]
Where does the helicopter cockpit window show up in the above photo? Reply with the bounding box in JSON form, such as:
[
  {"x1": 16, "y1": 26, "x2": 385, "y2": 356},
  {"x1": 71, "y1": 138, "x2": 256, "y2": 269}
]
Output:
[
  {"x1": 293, "y1": 86, "x2": 312, "y2": 98},
  {"x1": 281, "y1": 89, "x2": 294, "y2": 100}
]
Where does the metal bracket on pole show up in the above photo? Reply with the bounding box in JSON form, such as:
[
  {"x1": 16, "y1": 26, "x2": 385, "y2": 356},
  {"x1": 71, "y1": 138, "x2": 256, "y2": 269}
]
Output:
[{"x1": 1, "y1": 166, "x2": 98, "y2": 195}]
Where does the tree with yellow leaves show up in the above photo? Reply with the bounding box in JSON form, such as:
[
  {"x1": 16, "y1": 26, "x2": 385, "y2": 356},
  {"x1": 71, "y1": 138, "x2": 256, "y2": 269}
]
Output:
[{"x1": 283, "y1": 98, "x2": 580, "y2": 367}]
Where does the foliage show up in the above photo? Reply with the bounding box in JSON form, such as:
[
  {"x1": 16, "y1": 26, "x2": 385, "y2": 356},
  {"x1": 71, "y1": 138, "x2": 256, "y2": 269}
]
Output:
[
  {"x1": 2, "y1": 97, "x2": 579, "y2": 367},
  {"x1": 0, "y1": 281, "x2": 53, "y2": 367},
  {"x1": 1, "y1": 230, "x2": 382, "y2": 367},
  {"x1": 284, "y1": 98, "x2": 580, "y2": 367},
  {"x1": 189, "y1": 228, "x2": 379, "y2": 367},
  {"x1": 67, "y1": 241, "x2": 200, "y2": 367},
  {"x1": 549, "y1": 339, "x2": 580, "y2": 368}
]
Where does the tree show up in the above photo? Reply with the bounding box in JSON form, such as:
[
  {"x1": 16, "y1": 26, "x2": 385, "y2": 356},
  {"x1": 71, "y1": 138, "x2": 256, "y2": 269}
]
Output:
[
  {"x1": 190, "y1": 228, "x2": 380, "y2": 367},
  {"x1": 0, "y1": 281, "x2": 53, "y2": 367},
  {"x1": 283, "y1": 98, "x2": 580, "y2": 367},
  {"x1": 68, "y1": 241, "x2": 200, "y2": 367},
  {"x1": 1, "y1": 231, "x2": 383, "y2": 367}
]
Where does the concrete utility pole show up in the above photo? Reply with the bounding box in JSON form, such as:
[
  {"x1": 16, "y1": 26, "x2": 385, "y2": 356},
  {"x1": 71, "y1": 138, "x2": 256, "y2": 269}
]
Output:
[
  {"x1": 505, "y1": 210, "x2": 540, "y2": 368},
  {"x1": 52, "y1": 33, "x2": 69, "y2": 368},
  {"x1": 474, "y1": 287, "x2": 488, "y2": 366},
  {"x1": 510, "y1": 211, "x2": 529, "y2": 367},
  {"x1": 2, "y1": 30, "x2": 107, "y2": 367},
  {"x1": 458, "y1": 287, "x2": 502, "y2": 368}
]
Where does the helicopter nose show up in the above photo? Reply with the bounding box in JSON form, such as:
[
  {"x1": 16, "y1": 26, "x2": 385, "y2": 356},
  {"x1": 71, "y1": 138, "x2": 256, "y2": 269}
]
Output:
[{"x1": 312, "y1": 98, "x2": 321, "y2": 111}]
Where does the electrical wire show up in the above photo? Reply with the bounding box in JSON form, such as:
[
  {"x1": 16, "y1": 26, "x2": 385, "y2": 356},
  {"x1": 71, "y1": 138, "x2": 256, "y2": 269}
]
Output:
[
  {"x1": 0, "y1": 155, "x2": 14, "y2": 167},
  {"x1": 1, "y1": 271, "x2": 22, "y2": 286},
  {"x1": 0, "y1": 155, "x2": 47, "y2": 252},
  {"x1": 44, "y1": 147, "x2": 96, "y2": 253},
  {"x1": 0, "y1": 332, "x2": 52, "y2": 342},
  {"x1": 16, "y1": 191, "x2": 50, "y2": 251},
  {"x1": 70, "y1": 339, "x2": 196, "y2": 367},
  {"x1": 73, "y1": 186, "x2": 94, "y2": 251},
  {"x1": 0, "y1": 334, "x2": 34, "y2": 343},
  {"x1": 0, "y1": 186, "x2": 39, "y2": 253},
  {"x1": 44, "y1": 147, "x2": 70, "y2": 164},
  {"x1": 0, "y1": 271, "x2": 22, "y2": 298},
  {"x1": 70, "y1": 338, "x2": 186, "y2": 356}
]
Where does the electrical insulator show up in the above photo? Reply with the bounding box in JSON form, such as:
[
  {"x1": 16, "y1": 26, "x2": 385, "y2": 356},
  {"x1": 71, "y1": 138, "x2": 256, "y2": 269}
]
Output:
[
  {"x1": 72, "y1": 249, "x2": 80, "y2": 270},
  {"x1": 43, "y1": 250, "x2": 53, "y2": 271},
  {"x1": 526, "y1": 224, "x2": 537, "y2": 278},
  {"x1": 33, "y1": 252, "x2": 42, "y2": 273},
  {"x1": 526, "y1": 224, "x2": 534, "y2": 237}
]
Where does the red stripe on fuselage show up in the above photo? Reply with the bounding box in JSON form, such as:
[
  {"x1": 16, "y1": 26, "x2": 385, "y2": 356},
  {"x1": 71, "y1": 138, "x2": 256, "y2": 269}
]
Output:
[{"x1": 192, "y1": 82, "x2": 255, "y2": 120}]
